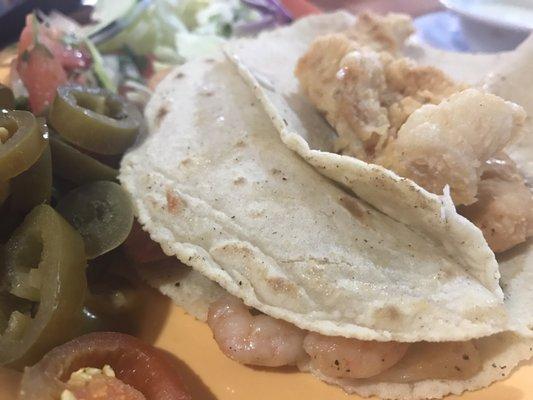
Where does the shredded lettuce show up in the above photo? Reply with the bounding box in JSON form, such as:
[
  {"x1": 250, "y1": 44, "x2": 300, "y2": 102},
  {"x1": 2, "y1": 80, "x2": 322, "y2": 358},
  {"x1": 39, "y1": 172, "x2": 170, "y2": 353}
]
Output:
[
  {"x1": 95, "y1": 0, "x2": 262, "y2": 64},
  {"x1": 85, "y1": 0, "x2": 139, "y2": 38},
  {"x1": 84, "y1": 39, "x2": 117, "y2": 92},
  {"x1": 39, "y1": 0, "x2": 292, "y2": 105},
  {"x1": 97, "y1": 9, "x2": 159, "y2": 56},
  {"x1": 175, "y1": 31, "x2": 224, "y2": 60}
]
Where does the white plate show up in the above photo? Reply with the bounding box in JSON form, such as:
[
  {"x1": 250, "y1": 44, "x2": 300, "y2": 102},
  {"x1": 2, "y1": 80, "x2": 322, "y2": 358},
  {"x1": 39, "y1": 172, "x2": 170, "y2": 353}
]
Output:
[
  {"x1": 438, "y1": 0, "x2": 532, "y2": 52},
  {"x1": 442, "y1": 0, "x2": 533, "y2": 31}
]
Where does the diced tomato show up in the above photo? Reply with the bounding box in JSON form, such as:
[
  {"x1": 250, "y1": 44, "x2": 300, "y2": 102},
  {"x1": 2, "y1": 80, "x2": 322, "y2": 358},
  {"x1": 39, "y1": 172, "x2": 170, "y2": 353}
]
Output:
[
  {"x1": 16, "y1": 45, "x2": 67, "y2": 115},
  {"x1": 281, "y1": 0, "x2": 321, "y2": 17},
  {"x1": 18, "y1": 15, "x2": 90, "y2": 70},
  {"x1": 19, "y1": 332, "x2": 191, "y2": 400},
  {"x1": 58, "y1": 46, "x2": 91, "y2": 71},
  {"x1": 17, "y1": 20, "x2": 34, "y2": 55},
  {"x1": 15, "y1": 15, "x2": 91, "y2": 114}
]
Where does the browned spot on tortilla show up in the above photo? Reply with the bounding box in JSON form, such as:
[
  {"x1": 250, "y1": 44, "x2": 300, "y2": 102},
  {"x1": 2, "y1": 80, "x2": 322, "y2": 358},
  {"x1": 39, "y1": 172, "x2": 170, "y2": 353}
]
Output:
[
  {"x1": 363, "y1": 132, "x2": 380, "y2": 158},
  {"x1": 435, "y1": 267, "x2": 458, "y2": 281},
  {"x1": 235, "y1": 139, "x2": 246, "y2": 148},
  {"x1": 219, "y1": 243, "x2": 255, "y2": 261},
  {"x1": 465, "y1": 302, "x2": 506, "y2": 324},
  {"x1": 155, "y1": 105, "x2": 169, "y2": 127},
  {"x1": 270, "y1": 168, "x2": 288, "y2": 181},
  {"x1": 339, "y1": 196, "x2": 366, "y2": 221},
  {"x1": 375, "y1": 306, "x2": 401, "y2": 322},
  {"x1": 266, "y1": 277, "x2": 297, "y2": 294},
  {"x1": 180, "y1": 158, "x2": 192, "y2": 166},
  {"x1": 249, "y1": 208, "x2": 265, "y2": 218},
  {"x1": 166, "y1": 190, "x2": 185, "y2": 214},
  {"x1": 233, "y1": 177, "x2": 246, "y2": 185},
  {"x1": 412, "y1": 197, "x2": 431, "y2": 211}
]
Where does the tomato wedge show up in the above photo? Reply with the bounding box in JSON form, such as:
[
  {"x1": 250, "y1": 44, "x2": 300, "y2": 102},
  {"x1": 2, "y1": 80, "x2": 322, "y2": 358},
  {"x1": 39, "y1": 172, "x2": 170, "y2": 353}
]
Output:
[
  {"x1": 19, "y1": 332, "x2": 191, "y2": 400},
  {"x1": 281, "y1": 0, "x2": 321, "y2": 18}
]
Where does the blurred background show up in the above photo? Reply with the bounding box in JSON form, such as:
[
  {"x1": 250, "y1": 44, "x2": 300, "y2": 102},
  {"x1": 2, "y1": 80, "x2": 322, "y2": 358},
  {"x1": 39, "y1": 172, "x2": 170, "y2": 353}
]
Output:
[
  {"x1": 0, "y1": 0, "x2": 531, "y2": 51},
  {"x1": 0, "y1": 0, "x2": 442, "y2": 17},
  {"x1": 315, "y1": 0, "x2": 441, "y2": 16}
]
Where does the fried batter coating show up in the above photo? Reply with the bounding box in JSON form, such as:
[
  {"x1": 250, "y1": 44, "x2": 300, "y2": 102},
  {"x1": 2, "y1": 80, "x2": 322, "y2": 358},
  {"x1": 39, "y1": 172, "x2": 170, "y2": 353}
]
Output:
[
  {"x1": 377, "y1": 89, "x2": 525, "y2": 205},
  {"x1": 296, "y1": 12, "x2": 531, "y2": 252},
  {"x1": 345, "y1": 12, "x2": 414, "y2": 54},
  {"x1": 296, "y1": 34, "x2": 390, "y2": 158},
  {"x1": 295, "y1": 13, "x2": 461, "y2": 159},
  {"x1": 385, "y1": 58, "x2": 462, "y2": 134},
  {"x1": 460, "y1": 154, "x2": 533, "y2": 253}
]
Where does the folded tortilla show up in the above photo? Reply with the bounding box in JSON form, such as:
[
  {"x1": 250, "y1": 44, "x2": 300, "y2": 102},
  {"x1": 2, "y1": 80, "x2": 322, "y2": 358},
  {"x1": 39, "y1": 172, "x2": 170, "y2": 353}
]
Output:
[
  {"x1": 223, "y1": 11, "x2": 533, "y2": 338},
  {"x1": 120, "y1": 12, "x2": 533, "y2": 400},
  {"x1": 121, "y1": 51, "x2": 506, "y2": 342}
]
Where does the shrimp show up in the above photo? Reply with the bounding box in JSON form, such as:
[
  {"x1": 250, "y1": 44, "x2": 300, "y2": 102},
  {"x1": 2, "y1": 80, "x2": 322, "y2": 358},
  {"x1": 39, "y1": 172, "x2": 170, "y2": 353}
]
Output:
[
  {"x1": 207, "y1": 295, "x2": 307, "y2": 367},
  {"x1": 207, "y1": 296, "x2": 412, "y2": 377},
  {"x1": 460, "y1": 153, "x2": 533, "y2": 253},
  {"x1": 303, "y1": 332, "x2": 410, "y2": 379}
]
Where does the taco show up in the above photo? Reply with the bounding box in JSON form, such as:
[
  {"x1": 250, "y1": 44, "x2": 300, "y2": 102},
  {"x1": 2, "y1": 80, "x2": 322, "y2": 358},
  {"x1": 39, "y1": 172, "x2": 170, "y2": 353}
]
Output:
[
  {"x1": 224, "y1": 11, "x2": 533, "y2": 336},
  {"x1": 120, "y1": 12, "x2": 533, "y2": 400}
]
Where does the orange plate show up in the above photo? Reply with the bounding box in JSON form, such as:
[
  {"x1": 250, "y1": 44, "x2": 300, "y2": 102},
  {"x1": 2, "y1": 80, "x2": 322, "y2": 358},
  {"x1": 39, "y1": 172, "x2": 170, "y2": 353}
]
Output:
[{"x1": 2, "y1": 285, "x2": 532, "y2": 400}]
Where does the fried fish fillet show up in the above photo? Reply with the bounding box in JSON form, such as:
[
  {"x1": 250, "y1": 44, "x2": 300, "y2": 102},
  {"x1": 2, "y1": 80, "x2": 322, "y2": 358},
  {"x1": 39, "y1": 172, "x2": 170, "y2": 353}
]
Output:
[
  {"x1": 345, "y1": 12, "x2": 414, "y2": 54},
  {"x1": 376, "y1": 89, "x2": 526, "y2": 205},
  {"x1": 295, "y1": 17, "x2": 462, "y2": 159},
  {"x1": 295, "y1": 12, "x2": 531, "y2": 251},
  {"x1": 460, "y1": 153, "x2": 533, "y2": 253}
]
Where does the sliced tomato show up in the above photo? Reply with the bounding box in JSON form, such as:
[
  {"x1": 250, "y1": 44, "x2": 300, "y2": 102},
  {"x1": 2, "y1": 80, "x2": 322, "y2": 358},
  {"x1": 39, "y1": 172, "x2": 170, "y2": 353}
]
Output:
[
  {"x1": 19, "y1": 332, "x2": 191, "y2": 400},
  {"x1": 281, "y1": 0, "x2": 321, "y2": 18}
]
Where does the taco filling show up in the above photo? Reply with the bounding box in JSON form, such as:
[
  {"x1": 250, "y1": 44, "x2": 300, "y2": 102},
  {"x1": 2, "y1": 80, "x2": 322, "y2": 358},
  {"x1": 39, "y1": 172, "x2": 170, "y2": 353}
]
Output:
[
  {"x1": 294, "y1": 12, "x2": 533, "y2": 253},
  {"x1": 206, "y1": 294, "x2": 483, "y2": 383}
]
